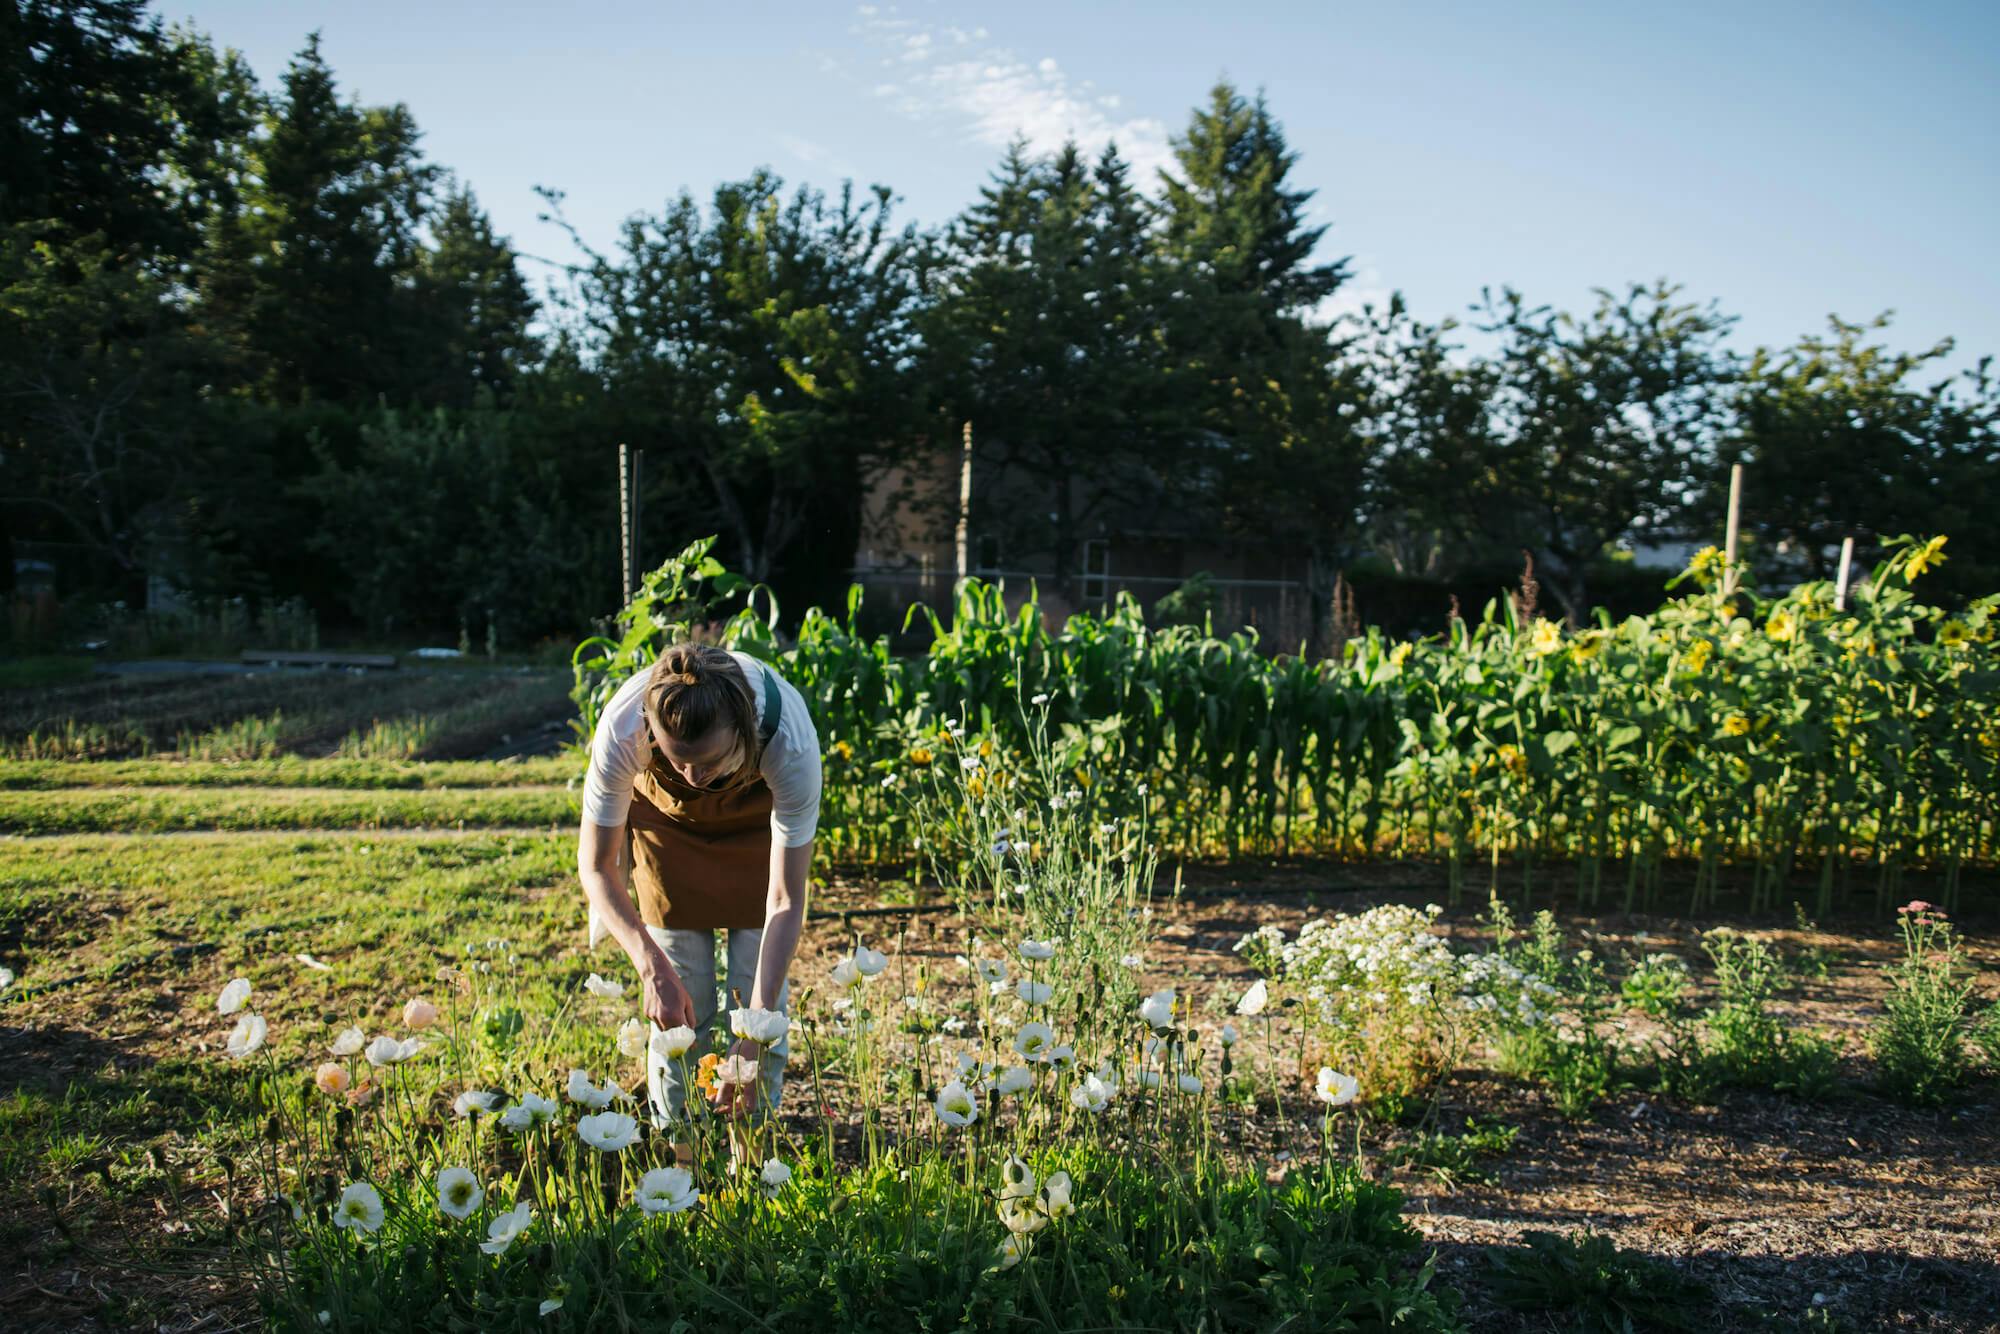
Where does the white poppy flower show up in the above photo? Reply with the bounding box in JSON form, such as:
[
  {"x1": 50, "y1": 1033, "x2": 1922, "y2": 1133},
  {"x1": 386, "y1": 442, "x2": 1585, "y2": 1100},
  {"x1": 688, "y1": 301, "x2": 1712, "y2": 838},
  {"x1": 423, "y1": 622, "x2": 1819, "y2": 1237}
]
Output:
[
  {"x1": 0, "y1": 966, "x2": 13, "y2": 992},
  {"x1": 999, "y1": 1154, "x2": 1036, "y2": 1200},
  {"x1": 453, "y1": 1089, "x2": 504, "y2": 1117},
  {"x1": 998, "y1": 1196, "x2": 1047, "y2": 1234},
  {"x1": 1015, "y1": 980, "x2": 1053, "y2": 1007},
  {"x1": 960, "y1": 755, "x2": 981, "y2": 771},
  {"x1": 565, "y1": 1068, "x2": 630, "y2": 1109},
  {"x1": 480, "y1": 1201, "x2": 533, "y2": 1254},
  {"x1": 333, "y1": 1182, "x2": 383, "y2": 1233},
  {"x1": 1177, "y1": 1073, "x2": 1204, "y2": 1095},
  {"x1": 634, "y1": 1166, "x2": 698, "y2": 1215},
  {"x1": 997, "y1": 1234, "x2": 1025, "y2": 1269},
  {"x1": 1040, "y1": 1170, "x2": 1075, "y2": 1219},
  {"x1": 583, "y1": 973, "x2": 624, "y2": 999},
  {"x1": 956, "y1": 1054, "x2": 996, "y2": 1085},
  {"x1": 1030, "y1": 692, "x2": 1050, "y2": 705},
  {"x1": 1219, "y1": 1023, "x2": 1240, "y2": 1047},
  {"x1": 226, "y1": 1013, "x2": 267, "y2": 1059},
  {"x1": 1236, "y1": 979, "x2": 1269, "y2": 1017},
  {"x1": 759, "y1": 1158, "x2": 792, "y2": 1198},
  {"x1": 996, "y1": 1065, "x2": 1034, "y2": 1095},
  {"x1": 365, "y1": 1034, "x2": 421, "y2": 1067},
  {"x1": 1018, "y1": 939, "x2": 1056, "y2": 961},
  {"x1": 436, "y1": 1167, "x2": 483, "y2": 1219},
  {"x1": 1044, "y1": 1044, "x2": 1075, "y2": 1070},
  {"x1": 650, "y1": 1025, "x2": 696, "y2": 1060},
  {"x1": 1138, "y1": 988, "x2": 1176, "y2": 1032},
  {"x1": 1315, "y1": 1067, "x2": 1359, "y2": 1107},
  {"x1": 540, "y1": 1295, "x2": 564, "y2": 1316},
  {"x1": 854, "y1": 947, "x2": 889, "y2": 977},
  {"x1": 729, "y1": 1007, "x2": 789, "y2": 1045},
  {"x1": 830, "y1": 956, "x2": 861, "y2": 987},
  {"x1": 1070, "y1": 1074, "x2": 1115, "y2": 1114},
  {"x1": 401, "y1": 998, "x2": 439, "y2": 1030},
  {"x1": 216, "y1": 978, "x2": 252, "y2": 1015},
  {"x1": 616, "y1": 1017, "x2": 647, "y2": 1058},
  {"x1": 328, "y1": 1026, "x2": 365, "y2": 1057},
  {"x1": 1137, "y1": 1070, "x2": 1163, "y2": 1090},
  {"x1": 498, "y1": 1092, "x2": 557, "y2": 1132},
  {"x1": 576, "y1": 1110, "x2": 639, "y2": 1153},
  {"x1": 1012, "y1": 1021, "x2": 1054, "y2": 1061},
  {"x1": 976, "y1": 958, "x2": 1007, "y2": 985},
  {"x1": 934, "y1": 1080, "x2": 978, "y2": 1127}
]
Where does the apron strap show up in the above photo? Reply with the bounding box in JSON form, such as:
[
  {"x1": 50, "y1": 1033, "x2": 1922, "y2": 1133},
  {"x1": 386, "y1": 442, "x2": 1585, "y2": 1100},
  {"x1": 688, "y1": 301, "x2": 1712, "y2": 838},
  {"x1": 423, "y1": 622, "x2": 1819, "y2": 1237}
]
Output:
[{"x1": 756, "y1": 662, "x2": 782, "y2": 747}]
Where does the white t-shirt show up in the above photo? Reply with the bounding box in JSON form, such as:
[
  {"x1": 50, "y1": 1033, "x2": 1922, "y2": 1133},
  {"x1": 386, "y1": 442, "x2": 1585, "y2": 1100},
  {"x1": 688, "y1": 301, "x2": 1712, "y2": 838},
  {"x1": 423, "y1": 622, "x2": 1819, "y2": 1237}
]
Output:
[{"x1": 580, "y1": 651, "x2": 821, "y2": 848}]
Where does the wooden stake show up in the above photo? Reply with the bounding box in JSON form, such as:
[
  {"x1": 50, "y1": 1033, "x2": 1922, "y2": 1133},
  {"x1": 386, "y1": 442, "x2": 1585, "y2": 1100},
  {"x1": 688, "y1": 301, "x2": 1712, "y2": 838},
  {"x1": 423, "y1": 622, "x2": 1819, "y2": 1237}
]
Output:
[
  {"x1": 1722, "y1": 463, "x2": 1744, "y2": 597},
  {"x1": 954, "y1": 421, "x2": 973, "y2": 587},
  {"x1": 1834, "y1": 535, "x2": 1855, "y2": 611}
]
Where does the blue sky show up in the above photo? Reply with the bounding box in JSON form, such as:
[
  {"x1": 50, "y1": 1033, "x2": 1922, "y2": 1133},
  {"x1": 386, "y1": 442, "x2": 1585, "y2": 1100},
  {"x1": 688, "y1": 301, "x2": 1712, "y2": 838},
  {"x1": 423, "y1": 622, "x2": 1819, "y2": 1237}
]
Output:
[{"x1": 167, "y1": 1, "x2": 1999, "y2": 374}]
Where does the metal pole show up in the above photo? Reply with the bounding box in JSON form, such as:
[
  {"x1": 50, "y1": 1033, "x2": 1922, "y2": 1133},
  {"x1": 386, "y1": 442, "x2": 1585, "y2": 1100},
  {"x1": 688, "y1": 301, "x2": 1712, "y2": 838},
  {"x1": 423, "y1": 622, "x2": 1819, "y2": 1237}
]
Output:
[
  {"x1": 1722, "y1": 463, "x2": 1743, "y2": 597},
  {"x1": 630, "y1": 448, "x2": 644, "y2": 596},
  {"x1": 619, "y1": 443, "x2": 632, "y2": 605},
  {"x1": 1834, "y1": 535, "x2": 1855, "y2": 611}
]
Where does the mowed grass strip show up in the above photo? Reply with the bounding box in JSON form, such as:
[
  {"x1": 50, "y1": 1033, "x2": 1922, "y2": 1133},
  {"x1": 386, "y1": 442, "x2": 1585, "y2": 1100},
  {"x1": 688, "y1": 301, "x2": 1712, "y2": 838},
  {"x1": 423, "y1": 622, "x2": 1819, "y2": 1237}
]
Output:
[
  {"x1": 0, "y1": 832, "x2": 583, "y2": 1008},
  {"x1": 0, "y1": 784, "x2": 578, "y2": 835},
  {"x1": 0, "y1": 754, "x2": 582, "y2": 791},
  {"x1": 0, "y1": 832, "x2": 604, "y2": 1275}
]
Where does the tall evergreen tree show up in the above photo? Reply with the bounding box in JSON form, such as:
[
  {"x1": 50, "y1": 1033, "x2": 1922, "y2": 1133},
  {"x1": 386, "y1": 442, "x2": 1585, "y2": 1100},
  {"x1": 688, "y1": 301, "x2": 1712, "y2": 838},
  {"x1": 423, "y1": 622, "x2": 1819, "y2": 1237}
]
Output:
[
  {"x1": 1160, "y1": 81, "x2": 1347, "y2": 314},
  {"x1": 924, "y1": 140, "x2": 1177, "y2": 602},
  {"x1": 229, "y1": 33, "x2": 437, "y2": 407},
  {"x1": 1158, "y1": 82, "x2": 1364, "y2": 647},
  {"x1": 412, "y1": 182, "x2": 539, "y2": 408}
]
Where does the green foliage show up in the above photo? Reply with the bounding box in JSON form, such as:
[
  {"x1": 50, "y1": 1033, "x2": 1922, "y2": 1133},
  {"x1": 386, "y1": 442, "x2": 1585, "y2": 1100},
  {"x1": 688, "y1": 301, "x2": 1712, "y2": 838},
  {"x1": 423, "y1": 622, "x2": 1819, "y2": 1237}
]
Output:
[
  {"x1": 579, "y1": 538, "x2": 2000, "y2": 903},
  {"x1": 1700, "y1": 929, "x2": 1839, "y2": 1099},
  {"x1": 1485, "y1": 1229, "x2": 1709, "y2": 1331},
  {"x1": 1728, "y1": 314, "x2": 2000, "y2": 598},
  {"x1": 1385, "y1": 1118, "x2": 1519, "y2": 1189},
  {"x1": 1869, "y1": 903, "x2": 1984, "y2": 1105}
]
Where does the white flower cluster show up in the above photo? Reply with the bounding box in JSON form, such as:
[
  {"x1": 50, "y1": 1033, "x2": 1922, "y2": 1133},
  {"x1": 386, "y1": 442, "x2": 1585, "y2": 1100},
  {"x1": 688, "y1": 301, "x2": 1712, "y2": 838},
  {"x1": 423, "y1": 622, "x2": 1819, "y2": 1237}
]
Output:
[{"x1": 1237, "y1": 904, "x2": 1555, "y2": 1032}]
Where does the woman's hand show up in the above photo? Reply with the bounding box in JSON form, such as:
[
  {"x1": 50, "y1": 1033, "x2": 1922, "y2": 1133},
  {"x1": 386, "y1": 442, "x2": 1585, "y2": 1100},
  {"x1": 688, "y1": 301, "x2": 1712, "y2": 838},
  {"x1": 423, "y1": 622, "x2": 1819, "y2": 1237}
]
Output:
[
  {"x1": 709, "y1": 1037, "x2": 765, "y2": 1118},
  {"x1": 636, "y1": 947, "x2": 696, "y2": 1030}
]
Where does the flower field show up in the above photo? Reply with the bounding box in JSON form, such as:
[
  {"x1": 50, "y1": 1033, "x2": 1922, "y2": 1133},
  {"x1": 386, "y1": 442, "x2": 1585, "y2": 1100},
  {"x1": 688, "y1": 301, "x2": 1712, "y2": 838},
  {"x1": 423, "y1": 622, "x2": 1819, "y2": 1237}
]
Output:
[{"x1": 4, "y1": 544, "x2": 2000, "y2": 1331}]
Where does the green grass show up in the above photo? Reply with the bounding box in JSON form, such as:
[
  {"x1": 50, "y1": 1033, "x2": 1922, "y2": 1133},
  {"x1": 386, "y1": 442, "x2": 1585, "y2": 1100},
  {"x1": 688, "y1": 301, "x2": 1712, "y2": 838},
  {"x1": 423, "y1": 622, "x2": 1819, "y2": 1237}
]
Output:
[
  {"x1": 0, "y1": 754, "x2": 581, "y2": 791},
  {"x1": 0, "y1": 785, "x2": 578, "y2": 834},
  {"x1": 0, "y1": 655, "x2": 99, "y2": 689},
  {"x1": 0, "y1": 831, "x2": 579, "y2": 997}
]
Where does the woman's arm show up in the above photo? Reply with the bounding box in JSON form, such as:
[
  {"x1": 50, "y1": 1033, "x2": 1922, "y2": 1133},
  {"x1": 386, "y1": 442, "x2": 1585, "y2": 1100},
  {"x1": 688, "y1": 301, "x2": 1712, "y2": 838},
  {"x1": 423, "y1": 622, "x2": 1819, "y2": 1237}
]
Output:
[
  {"x1": 750, "y1": 837, "x2": 813, "y2": 1010},
  {"x1": 577, "y1": 820, "x2": 695, "y2": 1029}
]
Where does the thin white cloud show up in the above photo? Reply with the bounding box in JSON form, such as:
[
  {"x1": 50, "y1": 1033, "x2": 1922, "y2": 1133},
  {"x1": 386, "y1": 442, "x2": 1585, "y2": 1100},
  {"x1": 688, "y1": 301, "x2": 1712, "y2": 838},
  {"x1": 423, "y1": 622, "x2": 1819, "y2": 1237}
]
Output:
[{"x1": 849, "y1": 5, "x2": 1176, "y2": 188}]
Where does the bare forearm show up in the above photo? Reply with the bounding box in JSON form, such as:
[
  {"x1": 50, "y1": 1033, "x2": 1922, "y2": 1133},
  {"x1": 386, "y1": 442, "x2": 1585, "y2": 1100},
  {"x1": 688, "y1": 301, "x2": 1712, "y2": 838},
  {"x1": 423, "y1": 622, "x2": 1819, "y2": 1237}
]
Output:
[
  {"x1": 577, "y1": 826, "x2": 663, "y2": 970},
  {"x1": 752, "y1": 840, "x2": 812, "y2": 1009}
]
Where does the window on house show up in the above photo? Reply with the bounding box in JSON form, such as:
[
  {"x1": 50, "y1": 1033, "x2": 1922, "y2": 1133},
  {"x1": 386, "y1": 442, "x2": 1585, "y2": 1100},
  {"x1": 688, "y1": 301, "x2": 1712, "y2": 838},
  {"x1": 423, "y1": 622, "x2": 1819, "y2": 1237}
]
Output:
[{"x1": 1082, "y1": 538, "x2": 1111, "y2": 603}]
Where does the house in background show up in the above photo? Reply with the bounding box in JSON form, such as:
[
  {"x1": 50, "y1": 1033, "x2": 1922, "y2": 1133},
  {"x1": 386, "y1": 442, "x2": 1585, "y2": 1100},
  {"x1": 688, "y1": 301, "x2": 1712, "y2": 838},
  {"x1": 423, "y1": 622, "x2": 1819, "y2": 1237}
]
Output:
[{"x1": 852, "y1": 426, "x2": 1323, "y2": 647}]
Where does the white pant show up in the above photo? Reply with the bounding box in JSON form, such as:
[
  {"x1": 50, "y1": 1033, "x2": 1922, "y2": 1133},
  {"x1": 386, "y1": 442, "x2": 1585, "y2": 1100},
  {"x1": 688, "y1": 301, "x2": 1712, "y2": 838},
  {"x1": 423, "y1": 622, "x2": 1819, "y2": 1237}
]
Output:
[{"x1": 642, "y1": 923, "x2": 789, "y2": 1126}]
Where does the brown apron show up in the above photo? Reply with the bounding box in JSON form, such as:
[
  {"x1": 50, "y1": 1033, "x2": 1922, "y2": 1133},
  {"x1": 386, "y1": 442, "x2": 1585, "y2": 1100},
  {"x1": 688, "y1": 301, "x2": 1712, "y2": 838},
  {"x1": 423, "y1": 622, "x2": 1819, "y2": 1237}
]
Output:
[{"x1": 627, "y1": 661, "x2": 783, "y2": 932}]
